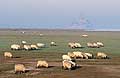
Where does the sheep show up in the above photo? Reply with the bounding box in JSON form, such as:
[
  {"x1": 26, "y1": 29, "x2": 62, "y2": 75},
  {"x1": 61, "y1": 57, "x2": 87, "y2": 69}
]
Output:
[
  {"x1": 84, "y1": 53, "x2": 93, "y2": 59},
  {"x1": 87, "y1": 42, "x2": 99, "y2": 48},
  {"x1": 68, "y1": 42, "x2": 82, "y2": 48},
  {"x1": 14, "y1": 64, "x2": 26, "y2": 74},
  {"x1": 82, "y1": 34, "x2": 88, "y2": 37},
  {"x1": 82, "y1": 53, "x2": 89, "y2": 59},
  {"x1": 37, "y1": 43, "x2": 45, "y2": 48},
  {"x1": 11, "y1": 44, "x2": 21, "y2": 50},
  {"x1": 73, "y1": 51, "x2": 84, "y2": 59},
  {"x1": 62, "y1": 60, "x2": 76, "y2": 70},
  {"x1": 21, "y1": 41, "x2": 27, "y2": 45},
  {"x1": 36, "y1": 61, "x2": 49, "y2": 68},
  {"x1": 68, "y1": 43, "x2": 75, "y2": 48},
  {"x1": 87, "y1": 42, "x2": 93, "y2": 48},
  {"x1": 23, "y1": 45, "x2": 31, "y2": 50},
  {"x1": 68, "y1": 52, "x2": 76, "y2": 58},
  {"x1": 39, "y1": 34, "x2": 43, "y2": 36},
  {"x1": 97, "y1": 52, "x2": 108, "y2": 59},
  {"x1": 30, "y1": 44, "x2": 38, "y2": 50},
  {"x1": 97, "y1": 41, "x2": 104, "y2": 47},
  {"x1": 74, "y1": 43, "x2": 82, "y2": 48},
  {"x1": 93, "y1": 43, "x2": 99, "y2": 48},
  {"x1": 4, "y1": 52, "x2": 12, "y2": 58},
  {"x1": 62, "y1": 55, "x2": 72, "y2": 61},
  {"x1": 50, "y1": 42, "x2": 56, "y2": 46}
]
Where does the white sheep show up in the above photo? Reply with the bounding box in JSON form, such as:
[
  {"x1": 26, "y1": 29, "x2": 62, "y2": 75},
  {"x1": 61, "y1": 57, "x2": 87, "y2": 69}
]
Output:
[
  {"x1": 84, "y1": 53, "x2": 93, "y2": 59},
  {"x1": 4, "y1": 52, "x2": 12, "y2": 58},
  {"x1": 68, "y1": 52, "x2": 76, "y2": 58},
  {"x1": 93, "y1": 43, "x2": 99, "y2": 48},
  {"x1": 62, "y1": 60, "x2": 76, "y2": 70},
  {"x1": 11, "y1": 44, "x2": 21, "y2": 50},
  {"x1": 37, "y1": 43, "x2": 45, "y2": 48},
  {"x1": 50, "y1": 42, "x2": 56, "y2": 46},
  {"x1": 74, "y1": 43, "x2": 82, "y2": 48},
  {"x1": 87, "y1": 42, "x2": 93, "y2": 48},
  {"x1": 97, "y1": 52, "x2": 108, "y2": 59},
  {"x1": 73, "y1": 51, "x2": 84, "y2": 59},
  {"x1": 62, "y1": 55, "x2": 72, "y2": 61},
  {"x1": 82, "y1": 34, "x2": 88, "y2": 37},
  {"x1": 21, "y1": 41, "x2": 27, "y2": 44},
  {"x1": 68, "y1": 43, "x2": 75, "y2": 48},
  {"x1": 23, "y1": 45, "x2": 31, "y2": 50},
  {"x1": 30, "y1": 44, "x2": 38, "y2": 50},
  {"x1": 97, "y1": 42, "x2": 104, "y2": 47},
  {"x1": 37, "y1": 61, "x2": 49, "y2": 68},
  {"x1": 14, "y1": 64, "x2": 26, "y2": 74}
]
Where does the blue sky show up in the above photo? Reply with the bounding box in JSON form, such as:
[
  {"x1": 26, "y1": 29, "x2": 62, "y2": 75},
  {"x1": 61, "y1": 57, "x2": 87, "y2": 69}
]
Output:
[{"x1": 0, "y1": 0, "x2": 120, "y2": 29}]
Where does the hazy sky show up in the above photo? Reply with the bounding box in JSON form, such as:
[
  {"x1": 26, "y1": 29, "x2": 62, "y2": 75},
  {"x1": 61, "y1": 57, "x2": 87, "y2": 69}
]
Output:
[{"x1": 0, "y1": 0, "x2": 120, "y2": 29}]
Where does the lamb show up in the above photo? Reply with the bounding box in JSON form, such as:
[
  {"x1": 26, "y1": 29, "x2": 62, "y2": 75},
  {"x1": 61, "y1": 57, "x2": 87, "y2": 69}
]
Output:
[
  {"x1": 14, "y1": 64, "x2": 26, "y2": 74},
  {"x1": 4, "y1": 52, "x2": 12, "y2": 58},
  {"x1": 11, "y1": 44, "x2": 21, "y2": 50},
  {"x1": 62, "y1": 55, "x2": 72, "y2": 61},
  {"x1": 62, "y1": 60, "x2": 76, "y2": 70},
  {"x1": 37, "y1": 61, "x2": 49, "y2": 68}
]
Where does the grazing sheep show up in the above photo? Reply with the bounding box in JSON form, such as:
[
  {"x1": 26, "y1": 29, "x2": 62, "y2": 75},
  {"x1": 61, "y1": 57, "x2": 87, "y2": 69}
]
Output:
[
  {"x1": 39, "y1": 34, "x2": 43, "y2": 36},
  {"x1": 23, "y1": 45, "x2": 31, "y2": 50},
  {"x1": 30, "y1": 44, "x2": 38, "y2": 50},
  {"x1": 15, "y1": 64, "x2": 26, "y2": 74},
  {"x1": 93, "y1": 43, "x2": 99, "y2": 48},
  {"x1": 62, "y1": 60, "x2": 76, "y2": 70},
  {"x1": 50, "y1": 42, "x2": 56, "y2": 46},
  {"x1": 84, "y1": 53, "x2": 93, "y2": 59},
  {"x1": 21, "y1": 41, "x2": 27, "y2": 45},
  {"x1": 82, "y1": 34, "x2": 88, "y2": 37},
  {"x1": 4, "y1": 52, "x2": 12, "y2": 58},
  {"x1": 73, "y1": 52, "x2": 84, "y2": 59},
  {"x1": 68, "y1": 43, "x2": 75, "y2": 48},
  {"x1": 74, "y1": 43, "x2": 82, "y2": 48},
  {"x1": 82, "y1": 53, "x2": 89, "y2": 59},
  {"x1": 62, "y1": 55, "x2": 72, "y2": 61},
  {"x1": 11, "y1": 44, "x2": 21, "y2": 50},
  {"x1": 37, "y1": 43, "x2": 45, "y2": 48},
  {"x1": 68, "y1": 52, "x2": 76, "y2": 58},
  {"x1": 97, "y1": 52, "x2": 108, "y2": 59},
  {"x1": 87, "y1": 42, "x2": 99, "y2": 48},
  {"x1": 37, "y1": 61, "x2": 49, "y2": 68},
  {"x1": 97, "y1": 42, "x2": 104, "y2": 47},
  {"x1": 87, "y1": 42, "x2": 93, "y2": 48},
  {"x1": 68, "y1": 42, "x2": 82, "y2": 48}
]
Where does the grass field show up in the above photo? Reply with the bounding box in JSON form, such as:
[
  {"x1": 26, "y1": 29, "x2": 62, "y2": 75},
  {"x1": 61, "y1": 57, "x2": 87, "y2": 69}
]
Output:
[{"x1": 0, "y1": 29, "x2": 120, "y2": 78}]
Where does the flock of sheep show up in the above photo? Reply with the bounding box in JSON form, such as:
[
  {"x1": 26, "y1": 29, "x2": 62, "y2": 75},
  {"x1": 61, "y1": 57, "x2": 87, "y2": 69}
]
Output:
[
  {"x1": 2, "y1": 34, "x2": 109, "y2": 74},
  {"x1": 4, "y1": 50, "x2": 108, "y2": 73},
  {"x1": 62, "y1": 51, "x2": 108, "y2": 70},
  {"x1": 10, "y1": 41, "x2": 57, "y2": 50}
]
